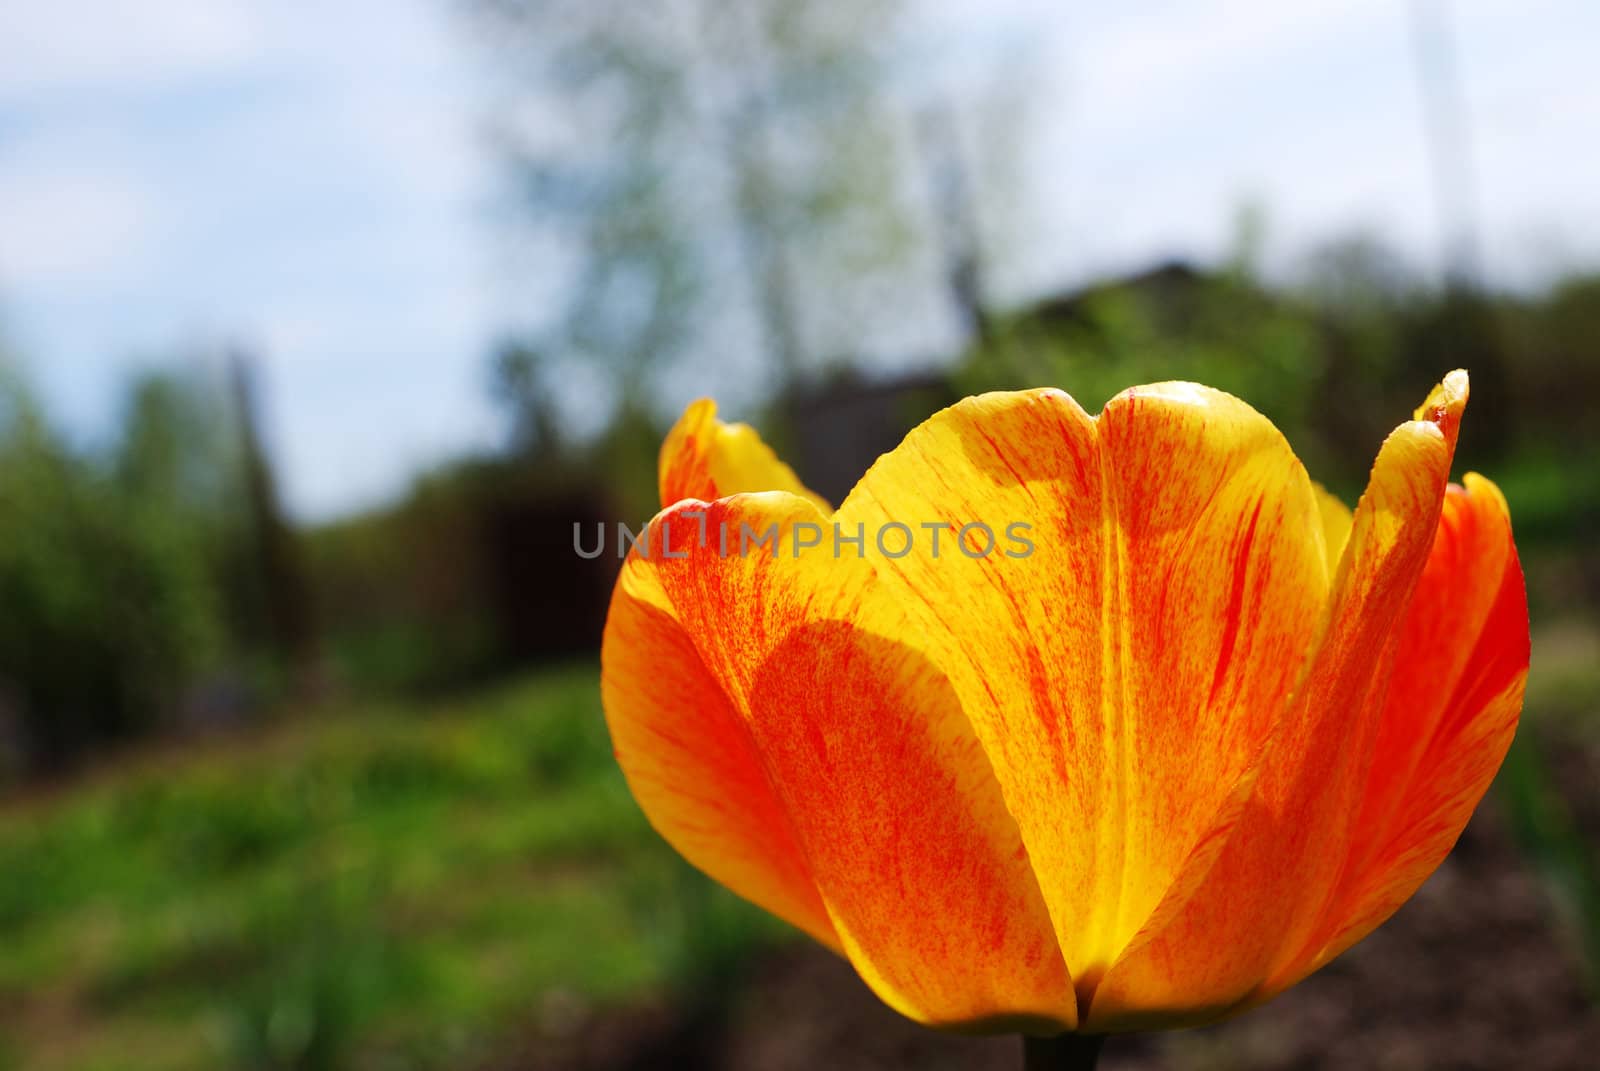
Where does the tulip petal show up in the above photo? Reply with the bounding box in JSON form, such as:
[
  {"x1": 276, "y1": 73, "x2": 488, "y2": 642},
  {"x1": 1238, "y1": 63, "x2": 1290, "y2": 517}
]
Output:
[
  {"x1": 1311, "y1": 482, "x2": 1353, "y2": 573},
  {"x1": 602, "y1": 559, "x2": 840, "y2": 951},
  {"x1": 1087, "y1": 371, "x2": 1470, "y2": 1031},
  {"x1": 1259, "y1": 473, "x2": 1528, "y2": 996},
  {"x1": 834, "y1": 383, "x2": 1332, "y2": 1011},
  {"x1": 658, "y1": 398, "x2": 829, "y2": 511},
  {"x1": 605, "y1": 494, "x2": 1074, "y2": 1029}
]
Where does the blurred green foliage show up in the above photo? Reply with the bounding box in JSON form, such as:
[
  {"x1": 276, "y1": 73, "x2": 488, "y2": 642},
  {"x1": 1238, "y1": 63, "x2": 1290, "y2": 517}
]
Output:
[
  {"x1": 961, "y1": 263, "x2": 1333, "y2": 476},
  {"x1": 1499, "y1": 730, "x2": 1600, "y2": 999},
  {"x1": 304, "y1": 471, "x2": 501, "y2": 697},
  {"x1": 302, "y1": 456, "x2": 616, "y2": 697},
  {"x1": 0, "y1": 665, "x2": 784, "y2": 1071},
  {"x1": 0, "y1": 371, "x2": 244, "y2": 773},
  {"x1": 962, "y1": 257, "x2": 1600, "y2": 503}
]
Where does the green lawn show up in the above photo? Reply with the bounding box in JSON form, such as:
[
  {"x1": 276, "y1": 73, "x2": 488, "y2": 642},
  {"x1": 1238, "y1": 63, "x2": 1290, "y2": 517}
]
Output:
[{"x1": 0, "y1": 665, "x2": 784, "y2": 1071}]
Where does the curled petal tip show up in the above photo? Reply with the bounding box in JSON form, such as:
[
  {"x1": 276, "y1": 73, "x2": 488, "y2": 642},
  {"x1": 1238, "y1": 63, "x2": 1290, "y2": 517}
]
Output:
[
  {"x1": 1413, "y1": 369, "x2": 1470, "y2": 447},
  {"x1": 1459, "y1": 470, "x2": 1510, "y2": 512},
  {"x1": 658, "y1": 398, "x2": 719, "y2": 506},
  {"x1": 657, "y1": 397, "x2": 829, "y2": 512}
]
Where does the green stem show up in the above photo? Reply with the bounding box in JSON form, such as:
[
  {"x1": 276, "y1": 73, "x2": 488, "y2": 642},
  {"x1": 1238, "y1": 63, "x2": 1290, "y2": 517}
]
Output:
[{"x1": 1022, "y1": 1033, "x2": 1106, "y2": 1071}]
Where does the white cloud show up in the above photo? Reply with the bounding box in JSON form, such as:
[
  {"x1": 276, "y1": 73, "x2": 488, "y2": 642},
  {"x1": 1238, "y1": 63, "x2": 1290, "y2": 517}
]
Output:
[
  {"x1": 0, "y1": 0, "x2": 259, "y2": 100},
  {"x1": 0, "y1": 168, "x2": 160, "y2": 284},
  {"x1": 980, "y1": 0, "x2": 1600, "y2": 291}
]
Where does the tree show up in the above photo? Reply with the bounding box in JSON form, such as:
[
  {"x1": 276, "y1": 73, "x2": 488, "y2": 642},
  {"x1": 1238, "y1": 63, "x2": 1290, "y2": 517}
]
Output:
[
  {"x1": 0, "y1": 368, "x2": 231, "y2": 769},
  {"x1": 462, "y1": 0, "x2": 916, "y2": 435}
]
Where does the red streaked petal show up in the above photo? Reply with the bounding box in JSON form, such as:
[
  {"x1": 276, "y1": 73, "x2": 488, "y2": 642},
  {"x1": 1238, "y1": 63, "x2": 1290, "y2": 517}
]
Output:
[
  {"x1": 834, "y1": 383, "x2": 1331, "y2": 1007},
  {"x1": 1087, "y1": 371, "x2": 1469, "y2": 1031},
  {"x1": 606, "y1": 495, "x2": 1074, "y2": 1028},
  {"x1": 658, "y1": 398, "x2": 829, "y2": 511},
  {"x1": 1259, "y1": 473, "x2": 1529, "y2": 996},
  {"x1": 602, "y1": 562, "x2": 839, "y2": 950}
]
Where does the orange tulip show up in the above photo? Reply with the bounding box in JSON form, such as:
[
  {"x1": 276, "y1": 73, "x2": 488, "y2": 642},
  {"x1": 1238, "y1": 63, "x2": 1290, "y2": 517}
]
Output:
[{"x1": 600, "y1": 370, "x2": 1528, "y2": 1039}]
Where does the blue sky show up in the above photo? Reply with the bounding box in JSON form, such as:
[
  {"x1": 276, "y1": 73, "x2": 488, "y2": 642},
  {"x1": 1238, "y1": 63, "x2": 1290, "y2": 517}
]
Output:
[{"x1": 2, "y1": 0, "x2": 1596, "y2": 520}]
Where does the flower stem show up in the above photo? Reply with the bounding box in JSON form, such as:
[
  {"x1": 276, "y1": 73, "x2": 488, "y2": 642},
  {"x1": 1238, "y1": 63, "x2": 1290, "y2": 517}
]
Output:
[{"x1": 1022, "y1": 1033, "x2": 1106, "y2": 1071}]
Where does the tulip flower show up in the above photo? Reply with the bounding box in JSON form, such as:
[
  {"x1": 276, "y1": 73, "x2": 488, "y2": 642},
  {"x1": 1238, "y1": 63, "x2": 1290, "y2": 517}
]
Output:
[{"x1": 600, "y1": 370, "x2": 1528, "y2": 1067}]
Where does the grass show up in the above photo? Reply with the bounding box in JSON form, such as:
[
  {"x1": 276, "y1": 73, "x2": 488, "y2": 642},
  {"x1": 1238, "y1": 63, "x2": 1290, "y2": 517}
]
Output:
[{"x1": 0, "y1": 664, "x2": 786, "y2": 1071}]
